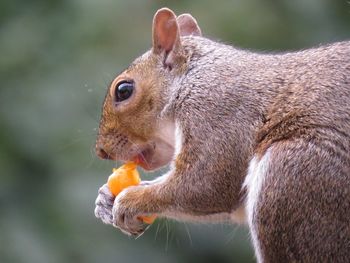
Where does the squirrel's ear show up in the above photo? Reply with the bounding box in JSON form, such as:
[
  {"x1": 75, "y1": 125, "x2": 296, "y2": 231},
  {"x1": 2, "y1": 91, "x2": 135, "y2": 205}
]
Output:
[
  {"x1": 152, "y1": 8, "x2": 181, "y2": 65},
  {"x1": 177, "y1": 14, "x2": 202, "y2": 37}
]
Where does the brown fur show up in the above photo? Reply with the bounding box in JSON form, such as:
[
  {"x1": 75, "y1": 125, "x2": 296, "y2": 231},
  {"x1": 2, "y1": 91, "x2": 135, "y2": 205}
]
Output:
[{"x1": 94, "y1": 7, "x2": 350, "y2": 262}]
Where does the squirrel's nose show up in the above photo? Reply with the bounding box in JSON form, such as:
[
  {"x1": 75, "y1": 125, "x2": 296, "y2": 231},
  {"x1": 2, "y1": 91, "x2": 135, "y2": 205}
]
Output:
[{"x1": 96, "y1": 145, "x2": 113, "y2": 160}]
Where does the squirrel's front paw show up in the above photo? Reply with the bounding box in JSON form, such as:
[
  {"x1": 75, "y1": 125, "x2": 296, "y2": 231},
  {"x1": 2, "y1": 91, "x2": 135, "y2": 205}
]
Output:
[
  {"x1": 94, "y1": 184, "x2": 115, "y2": 225},
  {"x1": 112, "y1": 186, "x2": 149, "y2": 237}
]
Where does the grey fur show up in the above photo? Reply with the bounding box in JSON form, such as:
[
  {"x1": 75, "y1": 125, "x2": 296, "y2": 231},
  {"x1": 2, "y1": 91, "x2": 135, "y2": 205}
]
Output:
[{"x1": 95, "y1": 8, "x2": 350, "y2": 262}]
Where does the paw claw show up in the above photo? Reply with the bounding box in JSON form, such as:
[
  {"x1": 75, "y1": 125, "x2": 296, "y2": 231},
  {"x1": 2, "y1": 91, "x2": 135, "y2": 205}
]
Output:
[{"x1": 111, "y1": 187, "x2": 149, "y2": 236}]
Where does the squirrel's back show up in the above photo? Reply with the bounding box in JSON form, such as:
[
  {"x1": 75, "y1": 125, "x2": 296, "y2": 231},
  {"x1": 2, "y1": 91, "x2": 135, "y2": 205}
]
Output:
[{"x1": 175, "y1": 37, "x2": 350, "y2": 156}]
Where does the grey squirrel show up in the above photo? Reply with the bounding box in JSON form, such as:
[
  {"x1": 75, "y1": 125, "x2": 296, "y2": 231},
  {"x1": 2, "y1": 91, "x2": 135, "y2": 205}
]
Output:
[{"x1": 94, "y1": 7, "x2": 350, "y2": 262}]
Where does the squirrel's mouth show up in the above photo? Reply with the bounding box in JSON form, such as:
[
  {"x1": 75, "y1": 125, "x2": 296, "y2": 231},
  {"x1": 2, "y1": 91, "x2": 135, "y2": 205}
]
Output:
[
  {"x1": 131, "y1": 140, "x2": 174, "y2": 171},
  {"x1": 132, "y1": 145, "x2": 155, "y2": 171}
]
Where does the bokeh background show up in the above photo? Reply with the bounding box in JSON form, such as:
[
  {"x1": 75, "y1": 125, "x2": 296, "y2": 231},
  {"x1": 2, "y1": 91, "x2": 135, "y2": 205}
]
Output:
[{"x1": 1, "y1": 0, "x2": 349, "y2": 262}]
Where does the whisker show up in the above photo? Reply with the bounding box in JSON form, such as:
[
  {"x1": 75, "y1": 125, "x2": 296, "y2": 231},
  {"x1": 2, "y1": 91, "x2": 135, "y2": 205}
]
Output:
[
  {"x1": 225, "y1": 224, "x2": 239, "y2": 245},
  {"x1": 57, "y1": 133, "x2": 97, "y2": 152},
  {"x1": 184, "y1": 222, "x2": 193, "y2": 247},
  {"x1": 165, "y1": 219, "x2": 169, "y2": 251},
  {"x1": 154, "y1": 222, "x2": 161, "y2": 241},
  {"x1": 90, "y1": 143, "x2": 96, "y2": 158},
  {"x1": 85, "y1": 152, "x2": 97, "y2": 169}
]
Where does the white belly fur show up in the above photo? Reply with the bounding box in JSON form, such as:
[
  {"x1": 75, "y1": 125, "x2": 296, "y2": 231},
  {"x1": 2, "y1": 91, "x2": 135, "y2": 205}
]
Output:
[{"x1": 243, "y1": 148, "x2": 271, "y2": 263}]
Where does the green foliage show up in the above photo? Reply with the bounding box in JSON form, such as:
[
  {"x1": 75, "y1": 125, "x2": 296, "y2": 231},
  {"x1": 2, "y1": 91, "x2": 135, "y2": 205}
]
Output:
[{"x1": 0, "y1": 0, "x2": 349, "y2": 262}]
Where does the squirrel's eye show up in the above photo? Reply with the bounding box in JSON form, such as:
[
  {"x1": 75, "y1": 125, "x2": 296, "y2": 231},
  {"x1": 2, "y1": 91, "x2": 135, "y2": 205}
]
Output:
[{"x1": 114, "y1": 82, "x2": 134, "y2": 103}]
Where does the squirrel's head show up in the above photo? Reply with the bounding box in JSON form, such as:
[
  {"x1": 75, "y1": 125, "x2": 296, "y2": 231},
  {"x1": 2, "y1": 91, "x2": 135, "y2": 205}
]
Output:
[{"x1": 95, "y1": 8, "x2": 201, "y2": 170}]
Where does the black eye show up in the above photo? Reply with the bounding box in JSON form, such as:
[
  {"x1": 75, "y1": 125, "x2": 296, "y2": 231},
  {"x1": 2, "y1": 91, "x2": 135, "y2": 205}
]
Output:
[{"x1": 115, "y1": 81, "x2": 134, "y2": 103}]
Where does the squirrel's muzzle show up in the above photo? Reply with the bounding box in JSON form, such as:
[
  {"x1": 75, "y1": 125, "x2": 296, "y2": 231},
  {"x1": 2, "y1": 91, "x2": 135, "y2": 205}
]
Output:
[{"x1": 95, "y1": 144, "x2": 114, "y2": 160}]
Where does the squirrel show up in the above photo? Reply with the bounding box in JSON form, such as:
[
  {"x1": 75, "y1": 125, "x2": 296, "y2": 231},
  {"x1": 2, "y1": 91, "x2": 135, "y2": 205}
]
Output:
[{"x1": 94, "y1": 7, "x2": 350, "y2": 262}]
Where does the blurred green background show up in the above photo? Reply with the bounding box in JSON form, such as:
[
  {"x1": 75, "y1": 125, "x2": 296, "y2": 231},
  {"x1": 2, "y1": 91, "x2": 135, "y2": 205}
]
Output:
[{"x1": 0, "y1": 0, "x2": 349, "y2": 262}]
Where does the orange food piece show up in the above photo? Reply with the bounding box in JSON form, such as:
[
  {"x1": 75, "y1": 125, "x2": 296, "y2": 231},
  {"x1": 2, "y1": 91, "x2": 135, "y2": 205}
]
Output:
[
  {"x1": 108, "y1": 162, "x2": 140, "y2": 195},
  {"x1": 107, "y1": 162, "x2": 156, "y2": 224}
]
